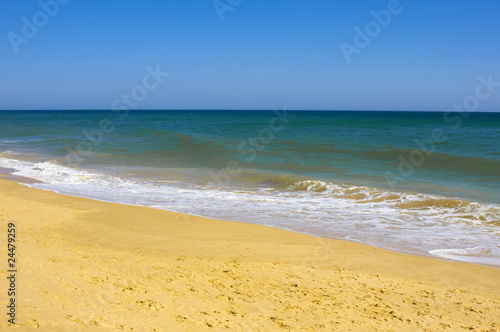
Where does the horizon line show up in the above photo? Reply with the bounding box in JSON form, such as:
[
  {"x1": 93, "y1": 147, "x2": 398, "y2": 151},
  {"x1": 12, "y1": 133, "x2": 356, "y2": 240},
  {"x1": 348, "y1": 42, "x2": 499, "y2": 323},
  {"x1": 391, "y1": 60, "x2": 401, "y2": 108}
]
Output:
[{"x1": 1, "y1": 109, "x2": 499, "y2": 113}]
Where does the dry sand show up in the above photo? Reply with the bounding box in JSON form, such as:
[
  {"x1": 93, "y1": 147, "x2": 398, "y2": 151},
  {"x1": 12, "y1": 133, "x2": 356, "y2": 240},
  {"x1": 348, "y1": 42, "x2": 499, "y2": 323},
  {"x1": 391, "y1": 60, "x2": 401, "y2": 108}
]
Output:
[{"x1": 0, "y1": 177, "x2": 499, "y2": 331}]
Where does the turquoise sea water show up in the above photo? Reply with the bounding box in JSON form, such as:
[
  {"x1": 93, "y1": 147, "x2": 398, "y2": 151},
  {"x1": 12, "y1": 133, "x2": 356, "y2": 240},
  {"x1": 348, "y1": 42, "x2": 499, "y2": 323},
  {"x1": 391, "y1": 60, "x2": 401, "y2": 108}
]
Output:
[{"x1": 1, "y1": 110, "x2": 499, "y2": 266}]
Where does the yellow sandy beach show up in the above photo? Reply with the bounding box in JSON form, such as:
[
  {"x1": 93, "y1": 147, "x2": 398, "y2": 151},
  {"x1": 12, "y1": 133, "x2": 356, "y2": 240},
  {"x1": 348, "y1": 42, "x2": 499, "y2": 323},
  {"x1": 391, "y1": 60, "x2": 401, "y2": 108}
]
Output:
[{"x1": 0, "y1": 177, "x2": 499, "y2": 331}]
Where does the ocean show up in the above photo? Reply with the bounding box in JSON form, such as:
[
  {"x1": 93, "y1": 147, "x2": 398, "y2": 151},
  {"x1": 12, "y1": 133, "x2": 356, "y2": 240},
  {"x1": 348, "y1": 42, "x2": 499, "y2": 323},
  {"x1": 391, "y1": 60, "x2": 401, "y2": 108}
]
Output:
[{"x1": 1, "y1": 110, "x2": 499, "y2": 267}]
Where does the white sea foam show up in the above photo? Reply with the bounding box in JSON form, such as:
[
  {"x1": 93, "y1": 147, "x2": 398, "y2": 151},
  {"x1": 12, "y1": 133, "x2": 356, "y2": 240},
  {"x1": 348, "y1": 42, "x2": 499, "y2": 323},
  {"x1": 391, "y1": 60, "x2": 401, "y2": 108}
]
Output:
[
  {"x1": 1, "y1": 150, "x2": 21, "y2": 156},
  {"x1": 0, "y1": 138, "x2": 45, "y2": 143},
  {"x1": 429, "y1": 247, "x2": 500, "y2": 267},
  {"x1": 1, "y1": 156, "x2": 499, "y2": 267},
  {"x1": 0, "y1": 140, "x2": 22, "y2": 143}
]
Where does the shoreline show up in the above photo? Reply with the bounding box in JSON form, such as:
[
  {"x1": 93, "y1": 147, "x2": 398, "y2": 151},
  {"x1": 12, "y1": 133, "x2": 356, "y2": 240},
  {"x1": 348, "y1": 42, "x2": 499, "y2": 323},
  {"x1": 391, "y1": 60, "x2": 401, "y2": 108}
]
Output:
[
  {"x1": 13, "y1": 178, "x2": 500, "y2": 269},
  {"x1": 3, "y1": 166, "x2": 497, "y2": 270},
  {"x1": 1, "y1": 154, "x2": 499, "y2": 269},
  {"x1": 1, "y1": 177, "x2": 499, "y2": 330}
]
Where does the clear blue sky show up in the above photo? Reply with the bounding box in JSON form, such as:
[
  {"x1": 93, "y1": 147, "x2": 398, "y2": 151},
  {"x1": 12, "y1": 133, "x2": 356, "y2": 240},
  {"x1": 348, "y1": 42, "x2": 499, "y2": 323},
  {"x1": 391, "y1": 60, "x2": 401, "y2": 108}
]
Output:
[{"x1": 1, "y1": 0, "x2": 499, "y2": 111}]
